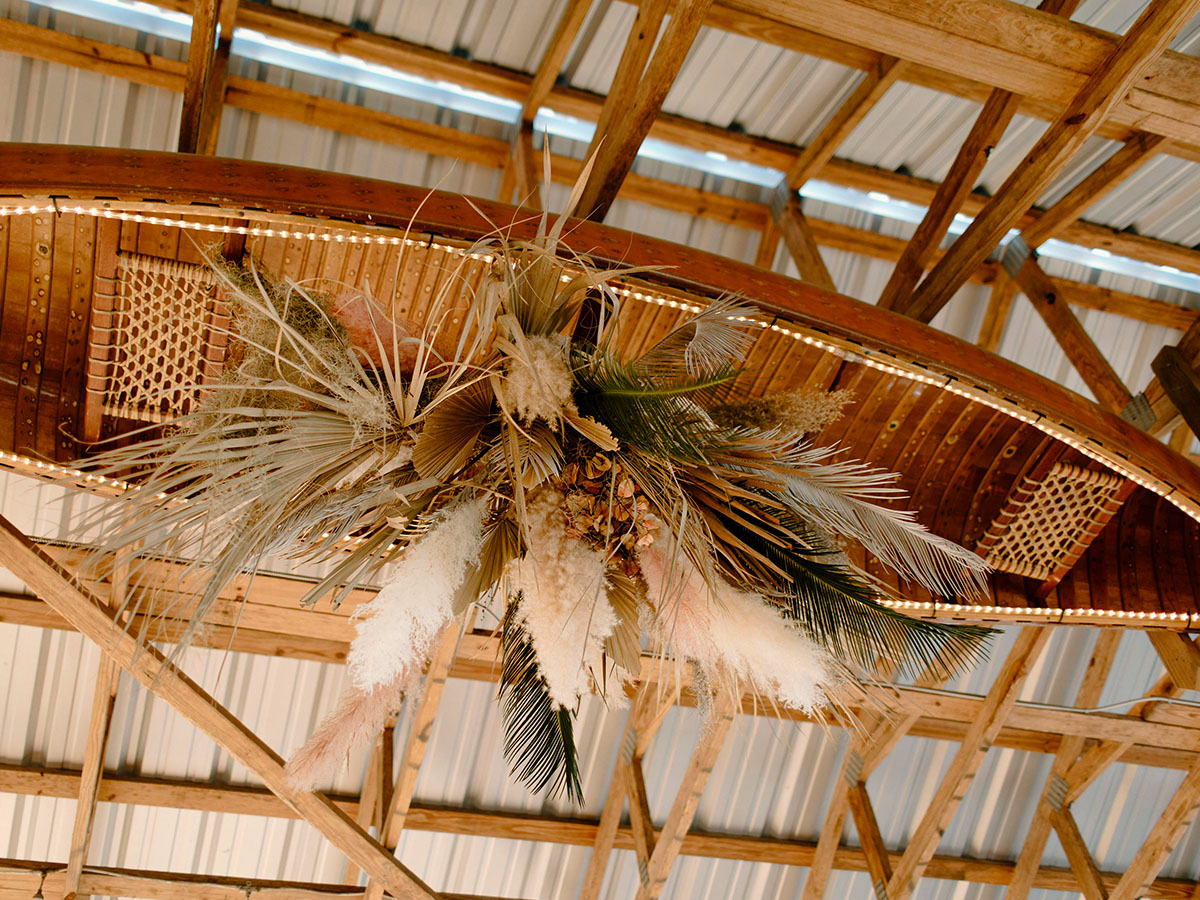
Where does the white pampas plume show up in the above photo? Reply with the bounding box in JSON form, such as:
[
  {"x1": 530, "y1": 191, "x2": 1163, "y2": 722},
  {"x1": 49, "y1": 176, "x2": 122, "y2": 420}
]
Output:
[
  {"x1": 348, "y1": 499, "x2": 486, "y2": 691},
  {"x1": 508, "y1": 489, "x2": 621, "y2": 707},
  {"x1": 497, "y1": 334, "x2": 576, "y2": 427},
  {"x1": 640, "y1": 544, "x2": 834, "y2": 714},
  {"x1": 284, "y1": 665, "x2": 409, "y2": 792}
]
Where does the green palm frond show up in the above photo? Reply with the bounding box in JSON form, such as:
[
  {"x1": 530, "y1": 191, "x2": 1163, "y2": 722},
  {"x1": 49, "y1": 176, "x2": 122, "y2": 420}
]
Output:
[
  {"x1": 712, "y1": 505, "x2": 992, "y2": 679},
  {"x1": 574, "y1": 351, "x2": 737, "y2": 463},
  {"x1": 498, "y1": 596, "x2": 584, "y2": 804}
]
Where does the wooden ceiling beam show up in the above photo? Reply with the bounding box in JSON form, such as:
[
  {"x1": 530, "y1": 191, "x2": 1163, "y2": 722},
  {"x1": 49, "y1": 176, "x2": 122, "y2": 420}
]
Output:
[
  {"x1": 6, "y1": 580, "x2": 1200, "y2": 762},
  {"x1": 875, "y1": 0, "x2": 1079, "y2": 312},
  {"x1": 0, "y1": 860, "x2": 515, "y2": 900},
  {"x1": 846, "y1": 783, "x2": 892, "y2": 897},
  {"x1": 1147, "y1": 630, "x2": 1200, "y2": 692},
  {"x1": 523, "y1": 0, "x2": 592, "y2": 123},
  {"x1": 1151, "y1": 344, "x2": 1200, "y2": 440},
  {"x1": 1134, "y1": 319, "x2": 1200, "y2": 435},
  {"x1": 770, "y1": 185, "x2": 837, "y2": 290},
  {"x1": 1023, "y1": 132, "x2": 1168, "y2": 248},
  {"x1": 903, "y1": 0, "x2": 1200, "y2": 323},
  {"x1": 784, "y1": 55, "x2": 906, "y2": 188},
  {"x1": 877, "y1": 88, "x2": 1022, "y2": 312},
  {"x1": 177, "y1": 0, "x2": 221, "y2": 153},
  {"x1": 10, "y1": 16, "x2": 1200, "y2": 281},
  {"x1": 1108, "y1": 757, "x2": 1200, "y2": 900},
  {"x1": 0, "y1": 516, "x2": 440, "y2": 900},
  {"x1": 1050, "y1": 806, "x2": 1111, "y2": 900},
  {"x1": 800, "y1": 664, "x2": 939, "y2": 900},
  {"x1": 62, "y1": 656, "x2": 119, "y2": 900},
  {"x1": 885, "y1": 626, "x2": 1050, "y2": 900},
  {"x1": 636, "y1": 690, "x2": 737, "y2": 900},
  {"x1": 365, "y1": 627, "x2": 460, "y2": 900},
  {"x1": 580, "y1": 688, "x2": 673, "y2": 900},
  {"x1": 1011, "y1": 251, "x2": 1133, "y2": 413},
  {"x1": 5, "y1": 767, "x2": 1200, "y2": 898},
  {"x1": 714, "y1": 0, "x2": 1200, "y2": 148},
  {"x1": 1008, "y1": 629, "x2": 1122, "y2": 900},
  {"x1": 977, "y1": 273, "x2": 1018, "y2": 353},
  {"x1": 577, "y1": 0, "x2": 714, "y2": 220},
  {"x1": 152, "y1": 0, "x2": 1200, "y2": 164}
]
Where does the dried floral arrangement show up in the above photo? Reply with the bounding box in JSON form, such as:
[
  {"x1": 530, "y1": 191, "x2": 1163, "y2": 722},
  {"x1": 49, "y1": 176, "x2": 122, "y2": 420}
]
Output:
[{"x1": 78, "y1": 200, "x2": 992, "y2": 803}]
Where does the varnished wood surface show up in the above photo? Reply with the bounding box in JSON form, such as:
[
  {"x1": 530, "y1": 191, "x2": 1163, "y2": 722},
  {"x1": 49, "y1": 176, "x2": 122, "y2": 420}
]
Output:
[{"x1": 0, "y1": 147, "x2": 1198, "y2": 618}]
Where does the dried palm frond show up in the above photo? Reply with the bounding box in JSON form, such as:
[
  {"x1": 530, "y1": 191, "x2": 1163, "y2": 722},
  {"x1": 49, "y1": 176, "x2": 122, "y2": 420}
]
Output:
[{"x1": 72, "y1": 195, "x2": 996, "y2": 808}]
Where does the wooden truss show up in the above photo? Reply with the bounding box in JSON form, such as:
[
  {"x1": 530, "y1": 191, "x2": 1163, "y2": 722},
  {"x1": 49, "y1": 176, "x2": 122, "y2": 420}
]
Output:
[
  {"x1": 4, "y1": 0, "x2": 1200, "y2": 895},
  {"x1": 3, "y1": 515, "x2": 1200, "y2": 898}
]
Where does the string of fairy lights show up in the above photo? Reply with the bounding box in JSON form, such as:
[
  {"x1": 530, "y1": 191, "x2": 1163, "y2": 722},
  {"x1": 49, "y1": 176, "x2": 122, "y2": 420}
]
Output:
[{"x1": 0, "y1": 201, "x2": 1197, "y2": 629}]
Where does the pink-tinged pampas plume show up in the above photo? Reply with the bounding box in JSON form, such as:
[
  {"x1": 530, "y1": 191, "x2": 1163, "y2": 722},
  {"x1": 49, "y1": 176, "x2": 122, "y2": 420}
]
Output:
[
  {"x1": 348, "y1": 499, "x2": 486, "y2": 692},
  {"x1": 284, "y1": 657, "x2": 420, "y2": 792},
  {"x1": 639, "y1": 544, "x2": 836, "y2": 714},
  {"x1": 508, "y1": 489, "x2": 624, "y2": 708}
]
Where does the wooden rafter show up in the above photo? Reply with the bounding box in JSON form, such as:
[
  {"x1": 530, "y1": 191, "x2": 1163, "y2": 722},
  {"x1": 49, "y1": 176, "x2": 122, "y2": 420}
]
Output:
[
  {"x1": 1, "y1": 859, "x2": 514, "y2": 900},
  {"x1": 1010, "y1": 251, "x2": 1133, "y2": 413},
  {"x1": 1023, "y1": 132, "x2": 1168, "y2": 248},
  {"x1": 770, "y1": 184, "x2": 836, "y2": 291},
  {"x1": 1137, "y1": 320, "x2": 1200, "y2": 435},
  {"x1": 522, "y1": 0, "x2": 592, "y2": 123},
  {"x1": 715, "y1": 0, "x2": 1200, "y2": 149},
  {"x1": 875, "y1": 0, "x2": 1079, "y2": 312},
  {"x1": 885, "y1": 627, "x2": 1050, "y2": 900},
  {"x1": 785, "y1": 55, "x2": 905, "y2": 189},
  {"x1": 636, "y1": 690, "x2": 737, "y2": 900},
  {"x1": 363, "y1": 627, "x2": 460, "y2": 900},
  {"x1": 903, "y1": 0, "x2": 1200, "y2": 324},
  {"x1": 8, "y1": 17, "x2": 1200, "y2": 284},
  {"x1": 1050, "y1": 806, "x2": 1110, "y2": 900},
  {"x1": 1007, "y1": 629, "x2": 1121, "y2": 900},
  {"x1": 1152, "y1": 344, "x2": 1200, "y2": 440},
  {"x1": 62, "y1": 656, "x2": 119, "y2": 900},
  {"x1": 577, "y1": 0, "x2": 714, "y2": 220},
  {"x1": 7, "y1": 762, "x2": 1200, "y2": 897},
  {"x1": 178, "y1": 0, "x2": 221, "y2": 153},
  {"x1": 976, "y1": 273, "x2": 1018, "y2": 353},
  {"x1": 0, "y1": 514, "x2": 440, "y2": 900},
  {"x1": 580, "y1": 687, "x2": 675, "y2": 900},
  {"x1": 5, "y1": 574, "x2": 1200, "y2": 765},
  {"x1": 1147, "y1": 630, "x2": 1200, "y2": 691},
  {"x1": 1109, "y1": 757, "x2": 1200, "y2": 900}
]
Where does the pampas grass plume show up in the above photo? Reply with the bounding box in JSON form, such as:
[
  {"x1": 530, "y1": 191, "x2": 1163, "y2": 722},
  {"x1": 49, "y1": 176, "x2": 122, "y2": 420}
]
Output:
[
  {"x1": 640, "y1": 545, "x2": 834, "y2": 714},
  {"x1": 348, "y1": 499, "x2": 486, "y2": 691}
]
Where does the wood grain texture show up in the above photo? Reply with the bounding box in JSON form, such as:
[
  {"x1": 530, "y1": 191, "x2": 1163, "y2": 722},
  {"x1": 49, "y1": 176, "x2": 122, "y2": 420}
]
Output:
[
  {"x1": 906, "y1": 0, "x2": 1200, "y2": 321},
  {"x1": 0, "y1": 516, "x2": 438, "y2": 900}
]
